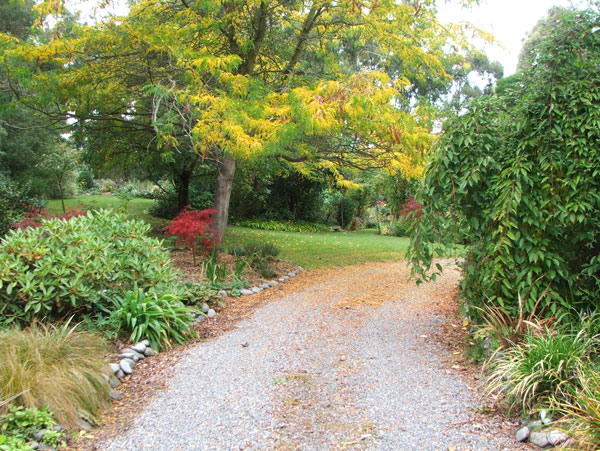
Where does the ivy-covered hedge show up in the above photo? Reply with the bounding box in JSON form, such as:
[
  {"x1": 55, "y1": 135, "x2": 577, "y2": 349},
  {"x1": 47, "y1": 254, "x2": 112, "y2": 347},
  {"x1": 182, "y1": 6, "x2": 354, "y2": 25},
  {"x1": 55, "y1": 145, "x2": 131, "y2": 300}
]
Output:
[
  {"x1": 0, "y1": 210, "x2": 180, "y2": 325},
  {"x1": 409, "y1": 8, "x2": 600, "y2": 316}
]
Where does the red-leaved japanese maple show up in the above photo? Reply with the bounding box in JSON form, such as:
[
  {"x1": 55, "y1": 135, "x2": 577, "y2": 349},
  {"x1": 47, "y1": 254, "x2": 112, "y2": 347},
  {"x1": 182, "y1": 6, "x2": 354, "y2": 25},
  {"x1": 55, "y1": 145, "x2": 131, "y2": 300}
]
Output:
[
  {"x1": 162, "y1": 207, "x2": 217, "y2": 265},
  {"x1": 400, "y1": 196, "x2": 423, "y2": 220}
]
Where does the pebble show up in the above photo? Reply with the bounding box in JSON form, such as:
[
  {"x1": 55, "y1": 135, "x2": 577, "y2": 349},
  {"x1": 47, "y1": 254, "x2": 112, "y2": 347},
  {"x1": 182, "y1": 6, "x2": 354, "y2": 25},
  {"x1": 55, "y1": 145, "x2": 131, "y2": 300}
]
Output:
[
  {"x1": 548, "y1": 430, "x2": 569, "y2": 446},
  {"x1": 35, "y1": 429, "x2": 47, "y2": 441},
  {"x1": 207, "y1": 309, "x2": 217, "y2": 318},
  {"x1": 529, "y1": 431, "x2": 550, "y2": 448},
  {"x1": 540, "y1": 409, "x2": 552, "y2": 425},
  {"x1": 516, "y1": 426, "x2": 530, "y2": 442},
  {"x1": 77, "y1": 418, "x2": 92, "y2": 432},
  {"x1": 109, "y1": 375, "x2": 121, "y2": 388},
  {"x1": 122, "y1": 348, "x2": 145, "y2": 360},
  {"x1": 52, "y1": 425, "x2": 64, "y2": 433},
  {"x1": 278, "y1": 277, "x2": 285, "y2": 282},
  {"x1": 288, "y1": 272, "x2": 296, "y2": 277},
  {"x1": 270, "y1": 281, "x2": 278, "y2": 286},
  {"x1": 119, "y1": 359, "x2": 134, "y2": 374},
  {"x1": 202, "y1": 303, "x2": 210, "y2": 313},
  {"x1": 109, "y1": 389, "x2": 123, "y2": 401},
  {"x1": 116, "y1": 369, "x2": 125, "y2": 378},
  {"x1": 260, "y1": 283, "x2": 270, "y2": 289},
  {"x1": 240, "y1": 289, "x2": 253, "y2": 296},
  {"x1": 141, "y1": 339, "x2": 150, "y2": 346},
  {"x1": 218, "y1": 290, "x2": 228, "y2": 298},
  {"x1": 109, "y1": 363, "x2": 120, "y2": 374},
  {"x1": 251, "y1": 287, "x2": 262, "y2": 293},
  {"x1": 132, "y1": 342, "x2": 147, "y2": 353}
]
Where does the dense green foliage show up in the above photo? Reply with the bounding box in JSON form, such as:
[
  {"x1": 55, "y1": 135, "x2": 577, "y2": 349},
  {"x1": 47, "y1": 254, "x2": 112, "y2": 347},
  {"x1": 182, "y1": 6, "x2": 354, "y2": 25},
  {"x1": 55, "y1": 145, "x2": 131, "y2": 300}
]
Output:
[
  {"x1": 0, "y1": 210, "x2": 179, "y2": 325},
  {"x1": 409, "y1": 7, "x2": 600, "y2": 316},
  {"x1": 0, "y1": 175, "x2": 44, "y2": 237},
  {"x1": 0, "y1": 323, "x2": 110, "y2": 428}
]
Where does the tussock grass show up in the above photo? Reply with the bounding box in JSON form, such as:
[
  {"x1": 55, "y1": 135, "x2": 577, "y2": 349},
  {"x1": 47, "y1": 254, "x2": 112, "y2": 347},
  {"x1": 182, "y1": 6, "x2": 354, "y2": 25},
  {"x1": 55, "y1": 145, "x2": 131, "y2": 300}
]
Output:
[{"x1": 0, "y1": 323, "x2": 111, "y2": 428}]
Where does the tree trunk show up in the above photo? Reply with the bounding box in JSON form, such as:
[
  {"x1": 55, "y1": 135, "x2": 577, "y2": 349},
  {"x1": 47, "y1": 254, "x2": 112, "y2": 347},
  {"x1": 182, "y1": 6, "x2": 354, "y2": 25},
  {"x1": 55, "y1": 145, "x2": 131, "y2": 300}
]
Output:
[
  {"x1": 214, "y1": 155, "x2": 236, "y2": 245},
  {"x1": 175, "y1": 165, "x2": 195, "y2": 213}
]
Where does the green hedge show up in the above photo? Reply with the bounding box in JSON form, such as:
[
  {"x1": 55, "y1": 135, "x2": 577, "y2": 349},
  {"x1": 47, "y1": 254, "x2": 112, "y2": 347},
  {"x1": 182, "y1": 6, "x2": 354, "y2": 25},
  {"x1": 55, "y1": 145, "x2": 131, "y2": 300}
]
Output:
[
  {"x1": 0, "y1": 210, "x2": 180, "y2": 325},
  {"x1": 236, "y1": 219, "x2": 328, "y2": 233}
]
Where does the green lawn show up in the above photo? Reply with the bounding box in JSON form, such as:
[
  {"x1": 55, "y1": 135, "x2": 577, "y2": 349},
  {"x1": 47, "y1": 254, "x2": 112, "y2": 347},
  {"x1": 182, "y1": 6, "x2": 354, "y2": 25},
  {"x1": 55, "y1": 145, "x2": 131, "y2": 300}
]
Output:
[
  {"x1": 46, "y1": 195, "x2": 166, "y2": 230},
  {"x1": 224, "y1": 227, "x2": 410, "y2": 269},
  {"x1": 47, "y1": 196, "x2": 410, "y2": 268}
]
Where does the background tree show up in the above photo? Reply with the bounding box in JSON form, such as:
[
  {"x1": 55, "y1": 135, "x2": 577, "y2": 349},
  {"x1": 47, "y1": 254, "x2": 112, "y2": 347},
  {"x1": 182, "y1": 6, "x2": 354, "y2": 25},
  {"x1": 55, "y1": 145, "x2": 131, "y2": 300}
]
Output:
[
  {"x1": 409, "y1": 6, "x2": 600, "y2": 317},
  {"x1": 4, "y1": 0, "x2": 483, "y2": 242}
]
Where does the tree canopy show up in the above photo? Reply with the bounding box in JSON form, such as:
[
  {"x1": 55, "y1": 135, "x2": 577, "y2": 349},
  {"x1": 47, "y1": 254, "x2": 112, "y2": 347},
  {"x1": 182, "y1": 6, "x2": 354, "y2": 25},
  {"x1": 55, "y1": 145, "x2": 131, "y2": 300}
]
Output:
[{"x1": 2, "y1": 0, "x2": 484, "y2": 240}]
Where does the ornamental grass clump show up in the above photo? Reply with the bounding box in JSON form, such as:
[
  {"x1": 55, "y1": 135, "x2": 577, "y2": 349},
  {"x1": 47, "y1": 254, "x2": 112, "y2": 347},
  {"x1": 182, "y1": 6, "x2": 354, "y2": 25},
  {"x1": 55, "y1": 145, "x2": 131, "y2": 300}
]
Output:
[
  {"x1": 552, "y1": 369, "x2": 600, "y2": 450},
  {"x1": 0, "y1": 323, "x2": 111, "y2": 428},
  {"x1": 485, "y1": 327, "x2": 597, "y2": 412}
]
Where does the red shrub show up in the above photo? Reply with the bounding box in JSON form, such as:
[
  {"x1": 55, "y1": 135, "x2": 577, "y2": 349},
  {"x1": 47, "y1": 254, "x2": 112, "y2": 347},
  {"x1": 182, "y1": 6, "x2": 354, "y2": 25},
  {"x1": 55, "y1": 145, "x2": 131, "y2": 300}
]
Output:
[
  {"x1": 399, "y1": 196, "x2": 423, "y2": 220},
  {"x1": 162, "y1": 207, "x2": 217, "y2": 263},
  {"x1": 11, "y1": 206, "x2": 88, "y2": 230}
]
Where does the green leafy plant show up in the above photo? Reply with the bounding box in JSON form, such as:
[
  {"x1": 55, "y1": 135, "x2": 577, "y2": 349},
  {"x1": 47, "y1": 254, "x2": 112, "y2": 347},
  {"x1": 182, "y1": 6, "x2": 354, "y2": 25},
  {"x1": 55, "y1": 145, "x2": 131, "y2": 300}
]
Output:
[
  {"x1": 0, "y1": 209, "x2": 180, "y2": 326},
  {"x1": 0, "y1": 323, "x2": 110, "y2": 428},
  {"x1": 201, "y1": 250, "x2": 228, "y2": 283},
  {"x1": 485, "y1": 327, "x2": 597, "y2": 412},
  {"x1": 182, "y1": 282, "x2": 220, "y2": 306},
  {"x1": 0, "y1": 404, "x2": 63, "y2": 449},
  {"x1": 111, "y1": 288, "x2": 197, "y2": 350}
]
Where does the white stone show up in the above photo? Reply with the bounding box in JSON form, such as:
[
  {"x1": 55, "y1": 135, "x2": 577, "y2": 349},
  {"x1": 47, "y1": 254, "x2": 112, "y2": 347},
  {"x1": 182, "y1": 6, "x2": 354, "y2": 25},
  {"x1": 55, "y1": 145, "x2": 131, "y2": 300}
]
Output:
[
  {"x1": 516, "y1": 426, "x2": 530, "y2": 442},
  {"x1": 141, "y1": 339, "x2": 150, "y2": 346},
  {"x1": 132, "y1": 342, "x2": 147, "y2": 353},
  {"x1": 529, "y1": 431, "x2": 550, "y2": 448},
  {"x1": 218, "y1": 290, "x2": 227, "y2": 298},
  {"x1": 548, "y1": 430, "x2": 569, "y2": 446},
  {"x1": 207, "y1": 309, "x2": 217, "y2": 318},
  {"x1": 240, "y1": 289, "x2": 253, "y2": 296},
  {"x1": 109, "y1": 363, "x2": 120, "y2": 374},
  {"x1": 119, "y1": 359, "x2": 134, "y2": 374},
  {"x1": 251, "y1": 286, "x2": 262, "y2": 293}
]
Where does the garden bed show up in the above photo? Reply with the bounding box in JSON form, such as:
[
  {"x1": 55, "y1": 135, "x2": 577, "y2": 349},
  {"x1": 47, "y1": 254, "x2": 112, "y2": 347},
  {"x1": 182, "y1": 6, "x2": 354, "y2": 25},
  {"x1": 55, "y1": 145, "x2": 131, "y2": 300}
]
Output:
[{"x1": 169, "y1": 249, "x2": 298, "y2": 288}]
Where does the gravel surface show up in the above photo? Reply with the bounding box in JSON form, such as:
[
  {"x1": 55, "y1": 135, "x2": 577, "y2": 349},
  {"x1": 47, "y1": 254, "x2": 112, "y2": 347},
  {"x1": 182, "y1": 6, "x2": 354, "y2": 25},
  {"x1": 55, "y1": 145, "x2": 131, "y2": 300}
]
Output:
[{"x1": 101, "y1": 261, "x2": 525, "y2": 450}]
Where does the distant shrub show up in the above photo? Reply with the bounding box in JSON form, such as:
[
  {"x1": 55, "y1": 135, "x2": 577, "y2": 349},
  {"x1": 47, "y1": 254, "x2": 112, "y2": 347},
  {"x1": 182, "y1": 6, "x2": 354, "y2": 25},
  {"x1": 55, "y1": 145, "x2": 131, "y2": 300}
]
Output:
[
  {"x1": 236, "y1": 219, "x2": 328, "y2": 233},
  {"x1": 392, "y1": 218, "x2": 412, "y2": 237},
  {"x1": 0, "y1": 323, "x2": 110, "y2": 428},
  {"x1": 149, "y1": 184, "x2": 214, "y2": 219},
  {"x1": 399, "y1": 196, "x2": 423, "y2": 220},
  {"x1": 10, "y1": 205, "x2": 87, "y2": 230},
  {"x1": 0, "y1": 210, "x2": 180, "y2": 325},
  {"x1": 0, "y1": 175, "x2": 45, "y2": 237}
]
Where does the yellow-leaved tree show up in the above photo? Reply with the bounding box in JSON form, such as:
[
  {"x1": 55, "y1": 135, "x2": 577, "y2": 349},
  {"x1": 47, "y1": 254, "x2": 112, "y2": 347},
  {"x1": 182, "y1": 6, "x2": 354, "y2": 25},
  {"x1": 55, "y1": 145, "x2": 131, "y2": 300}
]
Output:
[{"x1": 3, "y1": 0, "x2": 479, "y2": 241}]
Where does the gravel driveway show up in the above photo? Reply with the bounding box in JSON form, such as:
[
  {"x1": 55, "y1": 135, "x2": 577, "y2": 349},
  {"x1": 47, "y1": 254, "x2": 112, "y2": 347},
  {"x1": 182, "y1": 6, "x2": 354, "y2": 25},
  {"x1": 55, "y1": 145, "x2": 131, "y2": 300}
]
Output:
[{"x1": 101, "y1": 261, "x2": 523, "y2": 450}]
